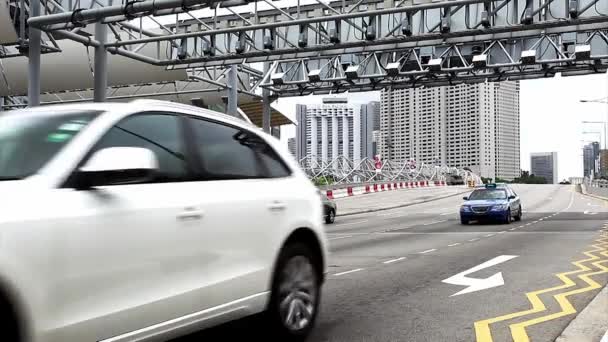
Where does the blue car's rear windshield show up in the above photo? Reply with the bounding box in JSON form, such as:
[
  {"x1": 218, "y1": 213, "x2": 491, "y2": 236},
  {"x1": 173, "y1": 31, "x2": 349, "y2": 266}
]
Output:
[{"x1": 468, "y1": 189, "x2": 507, "y2": 200}]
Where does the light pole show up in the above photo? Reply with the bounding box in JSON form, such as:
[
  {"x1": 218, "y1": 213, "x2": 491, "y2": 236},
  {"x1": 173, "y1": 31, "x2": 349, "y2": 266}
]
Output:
[
  {"x1": 581, "y1": 121, "x2": 607, "y2": 149},
  {"x1": 580, "y1": 98, "x2": 608, "y2": 149}
]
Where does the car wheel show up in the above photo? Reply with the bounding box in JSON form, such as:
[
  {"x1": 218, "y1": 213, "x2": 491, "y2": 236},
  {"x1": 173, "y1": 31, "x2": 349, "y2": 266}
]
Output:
[
  {"x1": 460, "y1": 218, "x2": 469, "y2": 225},
  {"x1": 266, "y1": 243, "x2": 321, "y2": 341},
  {"x1": 504, "y1": 209, "x2": 512, "y2": 224},
  {"x1": 514, "y1": 206, "x2": 522, "y2": 221},
  {"x1": 325, "y1": 209, "x2": 335, "y2": 224}
]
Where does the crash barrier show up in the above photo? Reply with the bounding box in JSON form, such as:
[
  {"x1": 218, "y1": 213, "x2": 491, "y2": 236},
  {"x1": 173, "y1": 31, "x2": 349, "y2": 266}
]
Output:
[{"x1": 325, "y1": 180, "x2": 447, "y2": 200}]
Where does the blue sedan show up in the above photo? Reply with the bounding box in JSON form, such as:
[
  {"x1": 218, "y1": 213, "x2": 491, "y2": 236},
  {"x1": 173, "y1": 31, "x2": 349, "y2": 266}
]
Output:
[{"x1": 460, "y1": 184, "x2": 522, "y2": 225}]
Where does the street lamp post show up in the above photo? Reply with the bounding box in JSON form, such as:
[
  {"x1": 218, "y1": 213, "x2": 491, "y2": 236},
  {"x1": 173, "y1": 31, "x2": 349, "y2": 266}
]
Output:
[
  {"x1": 581, "y1": 121, "x2": 607, "y2": 149},
  {"x1": 580, "y1": 98, "x2": 608, "y2": 149}
]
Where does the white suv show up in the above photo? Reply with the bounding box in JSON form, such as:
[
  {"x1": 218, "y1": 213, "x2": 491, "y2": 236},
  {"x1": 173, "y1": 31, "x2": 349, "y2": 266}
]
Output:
[{"x1": 0, "y1": 100, "x2": 328, "y2": 342}]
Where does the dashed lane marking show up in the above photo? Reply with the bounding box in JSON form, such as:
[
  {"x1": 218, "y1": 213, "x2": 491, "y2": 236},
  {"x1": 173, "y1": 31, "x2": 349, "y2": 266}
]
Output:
[
  {"x1": 509, "y1": 228, "x2": 517, "y2": 231},
  {"x1": 333, "y1": 268, "x2": 364, "y2": 276},
  {"x1": 335, "y1": 220, "x2": 369, "y2": 226},
  {"x1": 383, "y1": 257, "x2": 406, "y2": 264},
  {"x1": 419, "y1": 249, "x2": 437, "y2": 254},
  {"x1": 484, "y1": 234, "x2": 495, "y2": 237},
  {"x1": 468, "y1": 238, "x2": 480, "y2": 242},
  {"x1": 498, "y1": 231, "x2": 506, "y2": 234},
  {"x1": 329, "y1": 235, "x2": 354, "y2": 240},
  {"x1": 448, "y1": 243, "x2": 461, "y2": 247},
  {"x1": 423, "y1": 220, "x2": 448, "y2": 226}
]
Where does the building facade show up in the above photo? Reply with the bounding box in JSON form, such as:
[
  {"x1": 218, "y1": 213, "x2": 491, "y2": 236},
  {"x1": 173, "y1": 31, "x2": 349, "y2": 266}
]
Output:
[
  {"x1": 378, "y1": 81, "x2": 520, "y2": 180},
  {"x1": 287, "y1": 137, "x2": 296, "y2": 157},
  {"x1": 295, "y1": 98, "x2": 377, "y2": 163},
  {"x1": 600, "y1": 149, "x2": 608, "y2": 178},
  {"x1": 530, "y1": 152, "x2": 558, "y2": 184},
  {"x1": 583, "y1": 141, "x2": 600, "y2": 177}
]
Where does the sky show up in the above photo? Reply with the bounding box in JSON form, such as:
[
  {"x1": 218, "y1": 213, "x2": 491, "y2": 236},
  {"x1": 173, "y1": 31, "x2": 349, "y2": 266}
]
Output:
[{"x1": 272, "y1": 73, "x2": 608, "y2": 180}]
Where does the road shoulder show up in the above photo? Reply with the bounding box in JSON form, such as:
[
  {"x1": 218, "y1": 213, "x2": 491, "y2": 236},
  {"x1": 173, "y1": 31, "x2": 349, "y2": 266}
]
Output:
[{"x1": 555, "y1": 285, "x2": 608, "y2": 342}]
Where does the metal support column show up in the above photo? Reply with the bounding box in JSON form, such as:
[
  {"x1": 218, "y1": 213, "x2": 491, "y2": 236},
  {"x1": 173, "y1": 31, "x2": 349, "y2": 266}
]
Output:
[
  {"x1": 227, "y1": 64, "x2": 238, "y2": 116},
  {"x1": 94, "y1": 22, "x2": 108, "y2": 102},
  {"x1": 27, "y1": 0, "x2": 41, "y2": 107},
  {"x1": 262, "y1": 63, "x2": 272, "y2": 133}
]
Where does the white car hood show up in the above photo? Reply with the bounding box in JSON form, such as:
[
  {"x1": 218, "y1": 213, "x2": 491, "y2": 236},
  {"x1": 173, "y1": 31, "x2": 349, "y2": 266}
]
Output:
[{"x1": 0, "y1": 180, "x2": 49, "y2": 223}]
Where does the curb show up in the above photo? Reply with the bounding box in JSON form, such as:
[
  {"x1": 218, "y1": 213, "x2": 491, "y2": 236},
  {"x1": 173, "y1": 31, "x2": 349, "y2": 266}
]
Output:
[
  {"x1": 337, "y1": 188, "x2": 471, "y2": 217},
  {"x1": 555, "y1": 285, "x2": 608, "y2": 342}
]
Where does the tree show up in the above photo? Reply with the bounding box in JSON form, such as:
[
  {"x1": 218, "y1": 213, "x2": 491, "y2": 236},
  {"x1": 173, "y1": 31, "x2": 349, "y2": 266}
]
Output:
[{"x1": 512, "y1": 171, "x2": 547, "y2": 184}]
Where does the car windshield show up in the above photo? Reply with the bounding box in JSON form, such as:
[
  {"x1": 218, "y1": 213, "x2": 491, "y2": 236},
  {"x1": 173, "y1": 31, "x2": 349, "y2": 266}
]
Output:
[
  {"x1": 0, "y1": 110, "x2": 99, "y2": 180},
  {"x1": 468, "y1": 189, "x2": 507, "y2": 200}
]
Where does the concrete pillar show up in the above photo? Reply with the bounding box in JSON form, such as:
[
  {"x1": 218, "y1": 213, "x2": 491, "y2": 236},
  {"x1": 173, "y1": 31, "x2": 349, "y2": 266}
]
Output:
[
  {"x1": 227, "y1": 65, "x2": 238, "y2": 116},
  {"x1": 321, "y1": 116, "x2": 328, "y2": 164},
  {"x1": 353, "y1": 109, "x2": 361, "y2": 165},
  {"x1": 27, "y1": 0, "x2": 41, "y2": 107},
  {"x1": 310, "y1": 116, "x2": 318, "y2": 160},
  {"x1": 262, "y1": 62, "x2": 271, "y2": 133},
  {"x1": 332, "y1": 116, "x2": 339, "y2": 169},
  {"x1": 94, "y1": 22, "x2": 108, "y2": 102},
  {"x1": 342, "y1": 116, "x2": 349, "y2": 159}
]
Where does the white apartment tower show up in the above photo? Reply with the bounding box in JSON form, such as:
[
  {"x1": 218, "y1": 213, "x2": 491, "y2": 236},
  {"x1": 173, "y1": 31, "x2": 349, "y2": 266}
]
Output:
[
  {"x1": 296, "y1": 98, "x2": 375, "y2": 163},
  {"x1": 379, "y1": 81, "x2": 520, "y2": 180}
]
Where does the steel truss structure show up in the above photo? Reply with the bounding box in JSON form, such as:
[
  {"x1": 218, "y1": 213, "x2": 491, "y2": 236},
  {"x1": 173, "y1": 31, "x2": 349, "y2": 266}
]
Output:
[{"x1": 298, "y1": 155, "x2": 481, "y2": 185}]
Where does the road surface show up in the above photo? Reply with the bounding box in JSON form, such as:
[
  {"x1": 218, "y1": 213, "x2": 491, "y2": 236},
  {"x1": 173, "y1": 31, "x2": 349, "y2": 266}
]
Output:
[{"x1": 177, "y1": 184, "x2": 608, "y2": 342}]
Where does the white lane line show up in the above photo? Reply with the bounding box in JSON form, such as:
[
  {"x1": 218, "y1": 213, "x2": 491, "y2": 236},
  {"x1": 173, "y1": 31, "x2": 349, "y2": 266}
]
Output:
[
  {"x1": 419, "y1": 249, "x2": 437, "y2": 254},
  {"x1": 538, "y1": 218, "x2": 544, "y2": 221},
  {"x1": 468, "y1": 238, "x2": 480, "y2": 242},
  {"x1": 509, "y1": 228, "x2": 517, "y2": 231},
  {"x1": 526, "y1": 223, "x2": 532, "y2": 226},
  {"x1": 484, "y1": 234, "x2": 495, "y2": 237},
  {"x1": 440, "y1": 212, "x2": 455, "y2": 216},
  {"x1": 333, "y1": 268, "x2": 364, "y2": 276},
  {"x1": 335, "y1": 220, "x2": 369, "y2": 226},
  {"x1": 448, "y1": 243, "x2": 461, "y2": 247},
  {"x1": 329, "y1": 235, "x2": 353, "y2": 240},
  {"x1": 498, "y1": 231, "x2": 506, "y2": 234},
  {"x1": 383, "y1": 257, "x2": 406, "y2": 264},
  {"x1": 519, "y1": 225, "x2": 525, "y2": 228},
  {"x1": 423, "y1": 220, "x2": 448, "y2": 226}
]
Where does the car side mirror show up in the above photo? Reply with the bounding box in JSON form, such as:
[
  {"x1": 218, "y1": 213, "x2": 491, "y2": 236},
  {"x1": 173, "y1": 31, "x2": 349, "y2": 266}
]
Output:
[
  {"x1": 75, "y1": 147, "x2": 158, "y2": 189},
  {"x1": 463, "y1": 196, "x2": 469, "y2": 200},
  {"x1": 508, "y1": 195, "x2": 516, "y2": 200}
]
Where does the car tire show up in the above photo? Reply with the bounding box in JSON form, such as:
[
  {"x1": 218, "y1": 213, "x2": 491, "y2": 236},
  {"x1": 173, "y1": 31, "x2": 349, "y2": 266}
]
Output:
[
  {"x1": 265, "y1": 243, "x2": 321, "y2": 342},
  {"x1": 504, "y1": 209, "x2": 512, "y2": 224},
  {"x1": 460, "y1": 218, "x2": 469, "y2": 225},
  {"x1": 514, "y1": 206, "x2": 522, "y2": 221},
  {"x1": 325, "y1": 209, "x2": 335, "y2": 224}
]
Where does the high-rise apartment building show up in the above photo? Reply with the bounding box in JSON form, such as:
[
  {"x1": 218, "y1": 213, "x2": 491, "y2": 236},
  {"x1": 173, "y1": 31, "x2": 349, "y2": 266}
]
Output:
[
  {"x1": 295, "y1": 98, "x2": 377, "y2": 162},
  {"x1": 530, "y1": 152, "x2": 558, "y2": 184},
  {"x1": 379, "y1": 81, "x2": 520, "y2": 180},
  {"x1": 583, "y1": 141, "x2": 600, "y2": 177},
  {"x1": 287, "y1": 137, "x2": 296, "y2": 158}
]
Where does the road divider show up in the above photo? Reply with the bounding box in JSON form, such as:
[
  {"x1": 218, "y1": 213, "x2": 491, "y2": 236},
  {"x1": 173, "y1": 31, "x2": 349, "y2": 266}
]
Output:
[{"x1": 325, "y1": 180, "x2": 448, "y2": 200}]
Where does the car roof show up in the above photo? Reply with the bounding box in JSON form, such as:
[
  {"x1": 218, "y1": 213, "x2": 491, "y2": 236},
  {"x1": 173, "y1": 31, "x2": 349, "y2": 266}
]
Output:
[{"x1": 6, "y1": 100, "x2": 259, "y2": 131}]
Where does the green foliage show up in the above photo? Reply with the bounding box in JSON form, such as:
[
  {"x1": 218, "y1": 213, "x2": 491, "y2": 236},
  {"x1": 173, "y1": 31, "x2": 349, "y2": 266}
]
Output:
[
  {"x1": 512, "y1": 171, "x2": 547, "y2": 184},
  {"x1": 313, "y1": 176, "x2": 334, "y2": 186},
  {"x1": 495, "y1": 177, "x2": 510, "y2": 183}
]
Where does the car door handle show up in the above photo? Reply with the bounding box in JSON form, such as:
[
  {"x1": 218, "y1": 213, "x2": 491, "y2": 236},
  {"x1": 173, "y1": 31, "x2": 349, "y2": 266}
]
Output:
[
  {"x1": 268, "y1": 201, "x2": 287, "y2": 211},
  {"x1": 177, "y1": 208, "x2": 204, "y2": 221}
]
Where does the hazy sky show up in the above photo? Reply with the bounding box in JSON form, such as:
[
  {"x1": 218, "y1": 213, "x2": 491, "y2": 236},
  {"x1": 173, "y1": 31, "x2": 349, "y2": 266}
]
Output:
[{"x1": 273, "y1": 73, "x2": 608, "y2": 180}]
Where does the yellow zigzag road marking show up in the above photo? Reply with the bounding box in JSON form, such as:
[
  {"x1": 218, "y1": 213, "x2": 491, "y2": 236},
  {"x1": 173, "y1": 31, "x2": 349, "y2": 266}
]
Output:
[
  {"x1": 510, "y1": 249, "x2": 608, "y2": 342},
  {"x1": 474, "y1": 237, "x2": 608, "y2": 342}
]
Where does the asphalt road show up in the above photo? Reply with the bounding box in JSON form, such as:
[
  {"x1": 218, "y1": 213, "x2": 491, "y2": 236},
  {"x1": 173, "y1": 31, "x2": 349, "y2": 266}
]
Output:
[{"x1": 177, "y1": 184, "x2": 608, "y2": 342}]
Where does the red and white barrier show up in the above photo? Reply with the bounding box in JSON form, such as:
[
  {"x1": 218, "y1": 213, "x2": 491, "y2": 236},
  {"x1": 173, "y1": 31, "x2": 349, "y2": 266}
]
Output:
[{"x1": 324, "y1": 180, "x2": 448, "y2": 199}]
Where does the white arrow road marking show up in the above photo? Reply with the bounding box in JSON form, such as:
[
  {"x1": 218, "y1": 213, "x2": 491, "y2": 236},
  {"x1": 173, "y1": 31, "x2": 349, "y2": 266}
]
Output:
[{"x1": 442, "y1": 255, "x2": 519, "y2": 296}]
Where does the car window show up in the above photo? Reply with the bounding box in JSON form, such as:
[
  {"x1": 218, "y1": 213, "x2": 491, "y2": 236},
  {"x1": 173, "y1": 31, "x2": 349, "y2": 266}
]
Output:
[
  {"x1": 188, "y1": 117, "x2": 291, "y2": 179},
  {"x1": 0, "y1": 111, "x2": 99, "y2": 180},
  {"x1": 90, "y1": 113, "x2": 189, "y2": 183},
  {"x1": 468, "y1": 189, "x2": 507, "y2": 200}
]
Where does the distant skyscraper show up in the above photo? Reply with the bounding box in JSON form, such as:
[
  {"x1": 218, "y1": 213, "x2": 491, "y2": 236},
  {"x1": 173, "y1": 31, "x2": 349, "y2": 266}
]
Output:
[
  {"x1": 583, "y1": 142, "x2": 600, "y2": 177},
  {"x1": 530, "y1": 152, "x2": 558, "y2": 184},
  {"x1": 379, "y1": 81, "x2": 520, "y2": 180},
  {"x1": 295, "y1": 98, "x2": 377, "y2": 163},
  {"x1": 287, "y1": 137, "x2": 296, "y2": 157}
]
